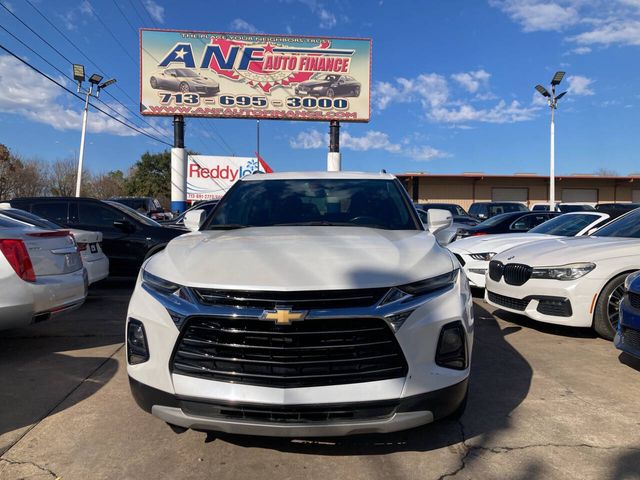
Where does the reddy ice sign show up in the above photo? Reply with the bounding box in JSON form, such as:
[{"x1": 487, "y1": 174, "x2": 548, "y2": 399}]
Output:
[
  {"x1": 140, "y1": 29, "x2": 371, "y2": 122},
  {"x1": 187, "y1": 155, "x2": 273, "y2": 201}
]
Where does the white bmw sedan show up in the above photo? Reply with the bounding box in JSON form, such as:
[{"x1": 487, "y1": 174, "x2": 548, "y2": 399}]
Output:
[
  {"x1": 126, "y1": 172, "x2": 473, "y2": 437},
  {"x1": 449, "y1": 212, "x2": 610, "y2": 288},
  {"x1": 485, "y1": 207, "x2": 640, "y2": 339},
  {"x1": 0, "y1": 214, "x2": 87, "y2": 330}
]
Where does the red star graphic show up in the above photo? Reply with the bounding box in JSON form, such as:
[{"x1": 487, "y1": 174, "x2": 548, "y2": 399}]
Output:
[{"x1": 263, "y1": 43, "x2": 274, "y2": 53}]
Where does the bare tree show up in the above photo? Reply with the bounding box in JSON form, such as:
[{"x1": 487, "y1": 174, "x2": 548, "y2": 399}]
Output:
[
  {"x1": 13, "y1": 158, "x2": 50, "y2": 197},
  {"x1": 594, "y1": 168, "x2": 619, "y2": 176},
  {"x1": 86, "y1": 170, "x2": 127, "y2": 199},
  {"x1": 0, "y1": 144, "x2": 23, "y2": 200},
  {"x1": 49, "y1": 158, "x2": 78, "y2": 196}
]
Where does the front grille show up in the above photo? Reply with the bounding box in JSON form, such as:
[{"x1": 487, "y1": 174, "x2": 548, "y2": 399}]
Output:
[
  {"x1": 620, "y1": 326, "x2": 640, "y2": 350},
  {"x1": 489, "y1": 260, "x2": 503, "y2": 281},
  {"x1": 503, "y1": 264, "x2": 533, "y2": 286},
  {"x1": 171, "y1": 316, "x2": 408, "y2": 388},
  {"x1": 191, "y1": 288, "x2": 388, "y2": 310},
  {"x1": 181, "y1": 399, "x2": 397, "y2": 424},
  {"x1": 629, "y1": 292, "x2": 640, "y2": 310},
  {"x1": 488, "y1": 291, "x2": 529, "y2": 311}
]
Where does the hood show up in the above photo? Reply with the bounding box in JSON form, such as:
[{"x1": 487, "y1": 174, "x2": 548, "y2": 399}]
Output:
[
  {"x1": 299, "y1": 80, "x2": 329, "y2": 88},
  {"x1": 492, "y1": 236, "x2": 640, "y2": 266},
  {"x1": 449, "y1": 233, "x2": 553, "y2": 254},
  {"x1": 190, "y1": 77, "x2": 218, "y2": 86},
  {"x1": 147, "y1": 226, "x2": 454, "y2": 291}
]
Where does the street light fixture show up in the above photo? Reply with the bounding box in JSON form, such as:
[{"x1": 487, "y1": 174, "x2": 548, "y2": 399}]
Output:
[
  {"x1": 72, "y1": 64, "x2": 116, "y2": 197},
  {"x1": 535, "y1": 71, "x2": 567, "y2": 207}
]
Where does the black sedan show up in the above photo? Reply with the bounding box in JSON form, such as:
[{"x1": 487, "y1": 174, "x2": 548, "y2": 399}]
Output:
[
  {"x1": 457, "y1": 211, "x2": 560, "y2": 238},
  {"x1": 8, "y1": 197, "x2": 186, "y2": 276},
  {"x1": 295, "y1": 74, "x2": 361, "y2": 97}
]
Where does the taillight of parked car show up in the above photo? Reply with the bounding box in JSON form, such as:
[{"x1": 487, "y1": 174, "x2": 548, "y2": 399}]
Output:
[
  {"x1": 26, "y1": 230, "x2": 71, "y2": 238},
  {"x1": 0, "y1": 239, "x2": 36, "y2": 282},
  {"x1": 471, "y1": 232, "x2": 488, "y2": 237}
]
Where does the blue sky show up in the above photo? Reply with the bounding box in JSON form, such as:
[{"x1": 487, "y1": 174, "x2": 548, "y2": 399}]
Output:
[{"x1": 0, "y1": 0, "x2": 639, "y2": 176}]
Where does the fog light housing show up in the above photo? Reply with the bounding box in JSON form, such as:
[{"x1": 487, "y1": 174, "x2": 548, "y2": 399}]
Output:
[
  {"x1": 127, "y1": 318, "x2": 149, "y2": 365},
  {"x1": 436, "y1": 321, "x2": 467, "y2": 370}
]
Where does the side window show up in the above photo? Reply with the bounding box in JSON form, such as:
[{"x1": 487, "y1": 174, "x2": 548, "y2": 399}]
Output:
[
  {"x1": 78, "y1": 203, "x2": 127, "y2": 227},
  {"x1": 31, "y1": 202, "x2": 68, "y2": 224}
]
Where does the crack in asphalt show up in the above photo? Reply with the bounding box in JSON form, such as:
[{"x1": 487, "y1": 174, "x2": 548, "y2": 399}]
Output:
[
  {"x1": 0, "y1": 457, "x2": 59, "y2": 478},
  {"x1": 436, "y1": 420, "x2": 640, "y2": 479}
]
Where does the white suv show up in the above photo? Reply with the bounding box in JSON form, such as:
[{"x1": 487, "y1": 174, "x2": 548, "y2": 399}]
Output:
[{"x1": 126, "y1": 172, "x2": 473, "y2": 437}]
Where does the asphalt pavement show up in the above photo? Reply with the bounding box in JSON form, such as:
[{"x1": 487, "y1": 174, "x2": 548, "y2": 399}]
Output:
[{"x1": 0, "y1": 280, "x2": 639, "y2": 480}]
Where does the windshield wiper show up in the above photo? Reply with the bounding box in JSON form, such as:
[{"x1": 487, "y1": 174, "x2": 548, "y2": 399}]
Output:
[{"x1": 207, "y1": 224, "x2": 251, "y2": 230}]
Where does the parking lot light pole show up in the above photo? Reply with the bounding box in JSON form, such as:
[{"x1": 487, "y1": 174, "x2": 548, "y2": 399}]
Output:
[
  {"x1": 73, "y1": 64, "x2": 116, "y2": 197},
  {"x1": 535, "y1": 71, "x2": 567, "y2": 206}
]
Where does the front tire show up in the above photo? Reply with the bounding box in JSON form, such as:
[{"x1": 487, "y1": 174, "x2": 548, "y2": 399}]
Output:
[
  {"x1": 594, "y1": 273, "x2": 627, "y2": 340},
  {"x1": 150, "y1": 77, "x2": 158, "y2": 89},
  {"x1": 179, "y1": 82, "x2": 190, "y2": 93},
  {"x1": 326, "y1": 88, "x2": 335, "y2": 98}
]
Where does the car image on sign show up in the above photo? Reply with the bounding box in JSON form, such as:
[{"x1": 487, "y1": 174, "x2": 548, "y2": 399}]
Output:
[
  {"x1": 149, "y1": 68, "x2": 220, "y2": 96},
  {"x1": 294, "y1": 74, "x2": 362, "y2": 97}
]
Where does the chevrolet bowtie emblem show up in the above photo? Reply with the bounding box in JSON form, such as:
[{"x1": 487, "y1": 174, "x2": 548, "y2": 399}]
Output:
[{"x1": 261, "y1": 308, "x2": 307, "y2": 325}]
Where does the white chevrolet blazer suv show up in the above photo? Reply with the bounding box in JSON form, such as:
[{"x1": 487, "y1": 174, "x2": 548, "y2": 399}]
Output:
[{"x1": 126, "y1": 172, "x2": 474, "y2": 437}]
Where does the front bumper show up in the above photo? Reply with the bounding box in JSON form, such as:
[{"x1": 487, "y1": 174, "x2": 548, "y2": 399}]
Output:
[
  {"x1": 129, "y1": 377, "x2": 468, "y2": 437},
  {"x1": 126, "y1": 269, "x2": 474, "y2": 436},
  {"x1": 194, "y1": 85, "x2": 220, "y2": 96},
  {"x1": 485, "y1": 275, "x2": 601, "y2": 327}
]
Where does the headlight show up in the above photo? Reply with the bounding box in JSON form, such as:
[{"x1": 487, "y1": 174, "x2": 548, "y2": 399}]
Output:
[
  {"x1": 469, "y1": 252, "x2": 495, "y2": 261},
  {"x1": 142, "y1": 270, "x2": 190, "y2": 300},
  {"x1": 399, "y1": 269, "x2": 458, "y2": 296},
  {"x1": 531, "y1": 263, "x2": 595, "y2": 281},
  {"x1": 625, "y1": 270, "x2": 640, "y2": 290},
  {"x1": 379, "y1": 269, "x2": 458, "y2": 307}
]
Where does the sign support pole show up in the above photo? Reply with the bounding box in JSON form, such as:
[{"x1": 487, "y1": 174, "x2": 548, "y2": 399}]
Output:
[
  {"x1": 171, "y1": 115, "x2": 187, "y2": 214},
  {"x1": 327, "y1": 120, "x2": 341, "y2": 172}
]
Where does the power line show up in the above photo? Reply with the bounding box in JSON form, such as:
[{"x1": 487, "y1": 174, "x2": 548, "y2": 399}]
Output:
[
  {"x1": 0, "y1": 22, "x2": 169, "y2": 141},
  {"x1": 17, "y1": 0, "x2": 169, "y2": 139},
  {"x1": 83, "y1": 1, "x2": 137, "y2": 66},
  {"x1": 136, "y1": 0, "x2": 160, "y2": 28},
  {"x1": 0, "y1": 42, "x2": 172, "y2": 146},
  {"x1": 126, "y1": 0, "x2": 149, "y2": 27}
]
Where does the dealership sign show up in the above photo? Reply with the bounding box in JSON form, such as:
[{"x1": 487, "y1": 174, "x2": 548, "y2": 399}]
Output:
[
  {"x1": 140, "y1": 29, "x2": 371, "y2": 122},
  {"x1": 187, "y1": 155, "x2": 273, "y2": 201}
]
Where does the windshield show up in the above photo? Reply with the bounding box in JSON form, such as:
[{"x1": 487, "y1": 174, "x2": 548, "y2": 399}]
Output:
[
  {"x1": 175, "y1": 69, "x2": 197, "y2": 77},
  {"x1": 113, "y1": 198, "x2": 147, "y2": 211},
  {"x1": 529, "y1": 213, "x2": 602, "y2": 236},
  {"x1": 205, "y1": 178, "x2": 419, "y2": 230},
  {"x1": 105, "y1": 201, "x2": 162, "y2": 227},
  {"x1": 591, "y1": 209, "x2": 640, "y2": 238}
]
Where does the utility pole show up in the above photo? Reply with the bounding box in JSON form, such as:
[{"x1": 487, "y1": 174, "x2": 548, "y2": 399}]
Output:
[
  {"x1": 171, "y1": 115, "x2": 187, "y2": 213},
  {"x1": 257, "y1": 120, "x2": 260, "y2": 158}
]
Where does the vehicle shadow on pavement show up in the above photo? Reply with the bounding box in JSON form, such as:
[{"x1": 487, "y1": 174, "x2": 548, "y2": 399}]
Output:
[
  {"x1": 491, "y1": 309, "x2": 598, "y2": 339},
  {"x1": 207, "y1": 302, "x2": 533, "y2": 455},
  {"x1": 0, "y1": 277, "x2": 129, "y2": 454}
]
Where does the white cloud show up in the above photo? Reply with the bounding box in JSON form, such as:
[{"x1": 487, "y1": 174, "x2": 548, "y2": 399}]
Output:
[
  {"x1": 291, "y1": 0, "x2": 339, "y2": 28},
  {"x1": 0, "y1": 55, "x2": 158, "y2": 137},
  {"x1": 571, "y1": 20, "x2": 640, "y2": 46},
  {"x1": 230, "y1": 18, "x2": 259, "y2": 33},
  {"x1": 289, "y1": 129, "x2": 449, "y2": 162},
  {"x1": 494, "y1": 1, "x2": 640, "y2": 48},
  {"x1": 451, "y1": 69, "x2": 491, "y2": 93},
  {"x1": 143, "y1": 0, "x2": 165, "y2": 24},
  {"x1": 567, "y1": 75, "x2": 595, "y2": 95},
  {"x1": 372, "y1": 73, "x2": 448, "y2": 110},
  {"x1": 59, "y1": 0, "x2": 94, "y2": 31},
  {"x1": 374, "y1": 70, "x2": 543, "y2": 126},
  {"x1": 430, "y1": 100, "x2": 539, "y2": 124},
  {"x1": 490, "y1": 0, "x2": 579, "y2": 32},
  {"x1": 571, "y1": 46, "x2": 592, "y2": 54}
]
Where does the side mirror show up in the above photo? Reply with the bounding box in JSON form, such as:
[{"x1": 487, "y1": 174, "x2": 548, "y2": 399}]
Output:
[
  {"x1": 184, "y1": 209, "x2": 206, "y2": 232},
  {"x1": 113, "y1": 220, "x2": 135, "y2": 233},
  {"x1": 477, "y1": 213, "x2": 487, "y2": 220},
  {"x1": 427, "y1": 209, "x2": 453, "y2": 234}
]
